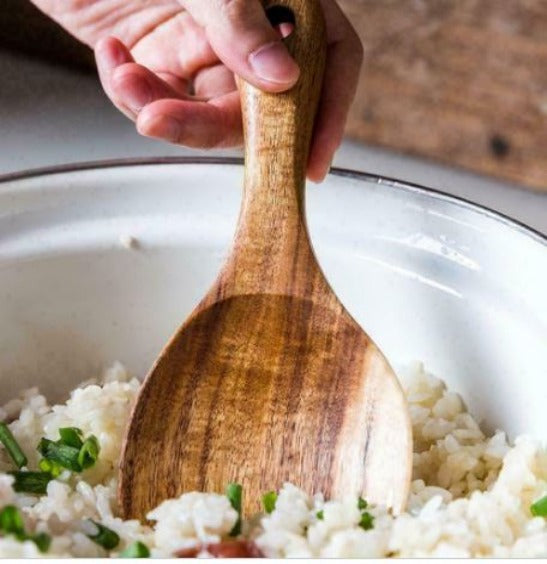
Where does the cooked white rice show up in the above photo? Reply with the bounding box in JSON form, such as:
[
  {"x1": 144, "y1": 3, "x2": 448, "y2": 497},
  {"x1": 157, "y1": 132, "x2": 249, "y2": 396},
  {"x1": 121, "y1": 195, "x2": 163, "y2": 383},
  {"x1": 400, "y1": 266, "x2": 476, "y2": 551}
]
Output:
[{"x1": 0, "y1": 362, "x2": 545, "y2": 557}]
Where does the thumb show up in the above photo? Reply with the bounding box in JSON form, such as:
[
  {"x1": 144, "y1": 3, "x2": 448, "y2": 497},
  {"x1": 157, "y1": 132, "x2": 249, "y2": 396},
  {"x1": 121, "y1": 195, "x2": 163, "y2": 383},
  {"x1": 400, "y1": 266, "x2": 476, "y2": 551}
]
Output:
[{"x1": 180, "y1": 0, "x2": 300, "y2": 92}]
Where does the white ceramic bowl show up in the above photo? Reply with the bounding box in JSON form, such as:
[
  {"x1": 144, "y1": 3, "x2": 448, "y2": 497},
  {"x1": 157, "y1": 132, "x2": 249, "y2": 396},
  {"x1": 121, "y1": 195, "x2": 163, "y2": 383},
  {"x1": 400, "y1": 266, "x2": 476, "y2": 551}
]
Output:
[{"x1": 0, "y1": 158, "x2": 545, "y2": 440}]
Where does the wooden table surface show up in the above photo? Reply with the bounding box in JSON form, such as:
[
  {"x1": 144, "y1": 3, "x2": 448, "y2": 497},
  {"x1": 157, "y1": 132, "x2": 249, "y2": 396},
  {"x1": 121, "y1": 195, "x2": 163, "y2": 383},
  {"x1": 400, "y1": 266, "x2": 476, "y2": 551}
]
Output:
[
  {"x1": 339, "y1": 0, "x2": 547, "y2": 192},
  {"x1": 2, "y1": 0, "x2": 547, "y2": 191}
]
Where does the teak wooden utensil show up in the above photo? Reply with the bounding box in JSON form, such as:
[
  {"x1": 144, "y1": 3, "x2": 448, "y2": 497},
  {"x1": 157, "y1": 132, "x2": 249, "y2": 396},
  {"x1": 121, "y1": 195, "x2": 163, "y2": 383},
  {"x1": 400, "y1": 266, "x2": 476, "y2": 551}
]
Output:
[{"x1": 119, "y1": 0, "x2": 412, "y2": 520}]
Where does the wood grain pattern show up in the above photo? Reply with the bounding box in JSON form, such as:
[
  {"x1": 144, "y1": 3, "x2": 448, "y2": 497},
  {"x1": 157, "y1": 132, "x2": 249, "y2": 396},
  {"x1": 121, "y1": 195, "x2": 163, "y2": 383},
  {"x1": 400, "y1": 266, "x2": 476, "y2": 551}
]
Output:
[
  {"x1": 118, "y1": 0, "x2": 412, "y2": 521},
  {"x1": 339, "y1": 0, "x2": 547, "y2": 191}
]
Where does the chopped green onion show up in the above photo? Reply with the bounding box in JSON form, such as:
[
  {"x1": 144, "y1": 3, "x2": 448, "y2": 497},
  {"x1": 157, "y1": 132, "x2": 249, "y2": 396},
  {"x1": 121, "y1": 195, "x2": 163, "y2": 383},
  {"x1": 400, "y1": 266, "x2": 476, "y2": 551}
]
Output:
[
  {"x1": 10, "y1": 471, "x2": 52, "y2": 495},
  {"x1": 0, "y1": 505, "x2": 25, "y2": 535},
  {"x1": 37, "y1": 438, "x2": 81, "y2": 472},
  {"x1": 38, "y1": 458, "x2": 63, "y2": 478},
  {"x1": 86, "y1": 520, "x2": 120, "y2": 550},
  {"x1": 37, "y1": 438, "x2": 52, "y2": 458},
  {"x1": 262, "y1": 491, "x2": 277, "y2": 514},
  {"x1": 0, "y1": 506, "x2": 51, "y2": 553},
  {"x1": 78, "y1": 435, "x2": 100, "y2": 470},
  {"x1": 226, "y1": 483, "x2": 242, "y2": 536},
  {"x1": 31, "y1": 532, "x2": 52, "y2": 553},
  {"x1": 358, "y1": 511, "x2": 374, "y2": 531},
  {"x1": 58, "y1": 427, "x2": 83, "y2": 449},
  {"x1": 530, "y1": 495, "x2": 547, "y2": 517},
  {"x1": 357, "y1": 497, "x2": 368, "y2": 511},
  {"x1": 316, "y1": 510, "x2": 324, "y2": 520},
  {"x1": 120, "y1": 541, "x2": 151, "y2": 558},
  {"x1": 38, "y1": 430, "x2": 100, "y2": 474},
  {"x1": 0, "y1": 422, "x2": 28, "y2": 469}
]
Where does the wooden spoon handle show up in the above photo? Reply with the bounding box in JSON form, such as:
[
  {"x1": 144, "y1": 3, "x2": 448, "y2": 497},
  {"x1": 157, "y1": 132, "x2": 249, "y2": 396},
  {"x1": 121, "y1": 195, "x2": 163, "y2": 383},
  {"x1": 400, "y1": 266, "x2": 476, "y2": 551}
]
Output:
[
  {"x1": 226, "y1": 0, "x2": 327, "y2": 296},
  {"x1": 241, "y1": 0, "x2": 327, "y2": 193}
]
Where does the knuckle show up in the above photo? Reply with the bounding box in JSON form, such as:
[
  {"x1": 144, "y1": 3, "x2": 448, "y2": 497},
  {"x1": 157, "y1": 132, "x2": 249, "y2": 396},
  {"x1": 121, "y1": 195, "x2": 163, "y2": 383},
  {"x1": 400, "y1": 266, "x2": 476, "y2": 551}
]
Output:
[
  {"x1": 216, "y1": 0, "x2": 248, "y2": 20},
  {"x1": 215, "y1": 0, "x2": 265, "y2": 29}
]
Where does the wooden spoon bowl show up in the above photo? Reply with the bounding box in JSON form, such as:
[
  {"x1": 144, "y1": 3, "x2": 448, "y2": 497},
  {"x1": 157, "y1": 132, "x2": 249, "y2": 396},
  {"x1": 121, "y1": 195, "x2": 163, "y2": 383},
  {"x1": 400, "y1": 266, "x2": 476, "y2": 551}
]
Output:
[{"x1": 119, "y1": 0, "x2": 412, "y2": 519}]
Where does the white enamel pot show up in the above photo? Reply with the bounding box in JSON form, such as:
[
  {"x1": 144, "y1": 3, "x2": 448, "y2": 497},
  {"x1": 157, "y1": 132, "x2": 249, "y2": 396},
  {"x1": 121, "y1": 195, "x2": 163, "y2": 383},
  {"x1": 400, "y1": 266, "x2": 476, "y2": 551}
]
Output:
[{"x1": 0, "y1": 158, "x2": 545, "y2": 439}]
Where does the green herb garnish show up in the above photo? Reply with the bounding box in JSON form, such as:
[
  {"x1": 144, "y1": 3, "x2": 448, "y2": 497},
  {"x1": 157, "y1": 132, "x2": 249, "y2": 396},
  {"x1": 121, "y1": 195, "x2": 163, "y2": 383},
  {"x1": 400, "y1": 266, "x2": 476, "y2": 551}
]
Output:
[
  {"x1": 530, "y1": 495, "x2": 547, "y2": 517},
  {"x1": 58, "y1": 427, "x2": 84, "y2": 449},
  {"x1": 0, "y1": 505, "x2": 51, "y2": 553},
  {"x1": 262, "y1": 491, "x2": 277, "y2": 514},
  {"x1": 0, "y1": 505, "x2": 24, "y2": 535},
  {"x1": 31, "y1": 532, "x2": 51, "y2": 553},
  {"x1": 78, "y1": 436, "x2": 100, "y2": 470},
  {"x1": 226, "y1": 483, "x2": 242, "y2": 537},
  {"x1": 38, "y1": 458, "x2": 63, "y2": 478},
  {"x1": 38, "y1": 439, "x2": 81, "y2": 472},
  {"x1": 355, "y1": 496, "x2": 374, "y2": 530},
  {"x1": 316, "y1": 510, "x2": 324, "y2": 520},
  {"x1": 358, "y1": 511, "x2": 374, "y2": 531},
  {"x1": 86, "y1": 520, "x2": 120, "y2": 550},
  {"x1": 0, "y1": 422, "x2": 28, "y2": 469},
  {"x1": 37, "y1": 429, "x2": 100, "y2": 473},
  {"x1": 10, "y1": 471, "x2": 52, "y2": 495},
  {"x1": 120, "y1": 541, "x2": 151, "y2": 558}
]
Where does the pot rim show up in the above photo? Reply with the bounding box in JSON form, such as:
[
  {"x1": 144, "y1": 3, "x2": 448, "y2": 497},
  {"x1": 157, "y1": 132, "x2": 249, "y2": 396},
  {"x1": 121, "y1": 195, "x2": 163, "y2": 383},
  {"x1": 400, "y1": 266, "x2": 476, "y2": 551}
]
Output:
[{"x1": 0, "y1": 156, "x2": 544, "y2": 246}]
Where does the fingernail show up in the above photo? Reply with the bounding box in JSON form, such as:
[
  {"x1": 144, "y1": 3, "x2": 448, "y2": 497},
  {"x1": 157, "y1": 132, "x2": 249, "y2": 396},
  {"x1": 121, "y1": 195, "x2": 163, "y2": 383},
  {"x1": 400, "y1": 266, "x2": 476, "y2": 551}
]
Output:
[{"x1": 249, "y1": 42, "x2": 300, "y2": 85}]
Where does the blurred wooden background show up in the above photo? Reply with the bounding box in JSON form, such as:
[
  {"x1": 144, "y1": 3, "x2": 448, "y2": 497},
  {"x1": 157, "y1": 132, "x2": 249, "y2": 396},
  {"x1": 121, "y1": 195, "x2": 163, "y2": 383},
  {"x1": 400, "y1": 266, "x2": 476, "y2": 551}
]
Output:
[{"x1": 1, "y1": 0, "x2": 546, "y2": 191}]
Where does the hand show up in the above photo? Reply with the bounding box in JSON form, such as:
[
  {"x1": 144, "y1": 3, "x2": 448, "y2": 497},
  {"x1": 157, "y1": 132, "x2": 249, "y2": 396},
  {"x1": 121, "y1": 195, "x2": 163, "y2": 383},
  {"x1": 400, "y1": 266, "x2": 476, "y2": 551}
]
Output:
[{"x1": 33, "y1": 0, "x2": 363, "y2": 181}]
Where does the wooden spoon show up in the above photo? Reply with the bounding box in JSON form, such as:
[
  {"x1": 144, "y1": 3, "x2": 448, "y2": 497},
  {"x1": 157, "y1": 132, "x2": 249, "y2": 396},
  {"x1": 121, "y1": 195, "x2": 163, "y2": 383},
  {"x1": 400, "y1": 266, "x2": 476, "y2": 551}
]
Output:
[{"x1": 119, "y1": 0, "x2": 412, "y2": 520}]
